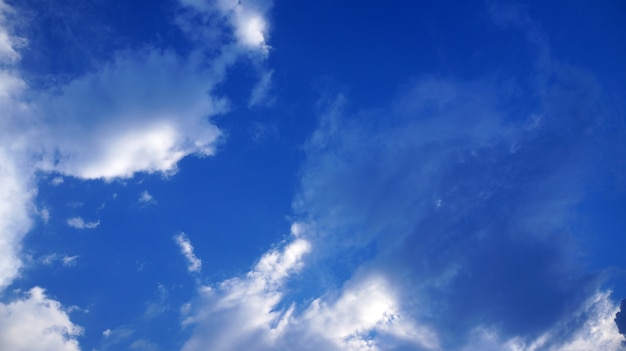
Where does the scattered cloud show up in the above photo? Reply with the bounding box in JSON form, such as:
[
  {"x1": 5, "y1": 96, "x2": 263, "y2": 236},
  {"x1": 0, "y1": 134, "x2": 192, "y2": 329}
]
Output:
[
  {"x1": 50, "y1": 176, "x2": 64, "y2": 186},
  {"x1": 39, "y1": 206, "x2": 50, "y2": 223},
  {"x1": 174, "y1": 233, "x2": 202, "y2": 273},
  {"x1": 62, "y1": 255, "x2": 79, "y2": 267},
  {"x1": 67, "y1": 217, "x2": 100, "y2": 230},
  {"x1": 138, "y1": 191, "x2": 156, "y2": 205},
  {"x1": 39, "y1": 253, "x2": 79, "y2": 267},
  {"x1": 103, "y1": 329, "x2": 112, "y2": 337}
]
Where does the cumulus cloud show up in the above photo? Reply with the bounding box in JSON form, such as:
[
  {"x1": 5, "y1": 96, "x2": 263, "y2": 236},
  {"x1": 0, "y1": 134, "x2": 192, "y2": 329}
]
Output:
[
  {"x1": 174, "y1": 233, "x2": 202, "y2": 273},
  {"x1": 0, "y1": 287, "x2": 82, "y2": 351},
  {"x1": 67, "y1": 217, "x2": 100, "y2": 230}
]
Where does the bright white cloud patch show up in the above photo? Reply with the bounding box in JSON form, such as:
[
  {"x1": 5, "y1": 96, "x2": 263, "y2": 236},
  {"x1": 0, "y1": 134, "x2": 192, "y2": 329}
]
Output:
[
  {"x1": 175, "y1": 233, "x2": 202, "y2": 273},
  {"x1": 67, "y1": 217, "x2": 100, "y2": 230},
  {"x1": 0, "y1": 287, "x2": 82, "y2": 351}
]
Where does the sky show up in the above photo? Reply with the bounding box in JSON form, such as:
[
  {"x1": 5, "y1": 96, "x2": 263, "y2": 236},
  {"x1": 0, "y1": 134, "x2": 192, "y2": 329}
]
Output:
[{"x1": 0, "y1": 0, "x2": 625, "y2": 350}]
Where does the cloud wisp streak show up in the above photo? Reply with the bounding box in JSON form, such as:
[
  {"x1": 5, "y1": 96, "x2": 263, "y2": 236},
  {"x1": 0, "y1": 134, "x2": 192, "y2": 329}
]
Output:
[{"x1": 175, "y1": 233, "x2": 202, "y2": 273}]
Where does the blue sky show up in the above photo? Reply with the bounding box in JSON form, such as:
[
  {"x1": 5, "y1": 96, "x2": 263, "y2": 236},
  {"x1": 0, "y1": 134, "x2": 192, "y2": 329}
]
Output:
[{"x1": 0, "y1": 0, "x2": 625, "y2": 350}]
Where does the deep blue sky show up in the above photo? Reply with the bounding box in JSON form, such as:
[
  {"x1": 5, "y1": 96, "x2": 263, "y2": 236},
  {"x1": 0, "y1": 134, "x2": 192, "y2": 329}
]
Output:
[{"x1": 0, "y1": 1, "x2": 625, "y2": 350}]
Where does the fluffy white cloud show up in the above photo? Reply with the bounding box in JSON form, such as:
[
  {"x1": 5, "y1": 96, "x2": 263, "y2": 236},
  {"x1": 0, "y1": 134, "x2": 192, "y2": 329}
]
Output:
[
  {"x1": 175, "y1": 233, "x2": 202, "y2": 273},
  {"x1": 0, "y1": 287, "x2": 82, "y2": 351},
  {"x1": 67, "y1": 217, "x2": 100, "y2": 230}
]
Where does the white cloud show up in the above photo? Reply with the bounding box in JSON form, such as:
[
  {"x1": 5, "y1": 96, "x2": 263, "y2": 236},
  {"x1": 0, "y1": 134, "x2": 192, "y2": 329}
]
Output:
[
  {"x1": 39, "y1": 207, "x2": 50, "y2": 223},
  {"x1": 138, "y1": 191, "x2": 156, "y2": 204},
  {"x1": 39, "y1": 254, "x2": 79, "y2": 267},
  {"x1": 0, "y1": 287, "x2": 82, "y2": 351},
  {"x1": 50, "y1": 176, "x2": 64, "y2": 186},
  {"x1": 61, "y1": 255, "x2": 79, "y2": 267},
  {"x1": 174, "y1": 233, "x2": 202, "y2": 273},
  {"x1": 67, "y1": 217, "x2": 100, "y2": 229},
  {"x1": 103, "y1": 329, "x2": 112, "y2": 337}
]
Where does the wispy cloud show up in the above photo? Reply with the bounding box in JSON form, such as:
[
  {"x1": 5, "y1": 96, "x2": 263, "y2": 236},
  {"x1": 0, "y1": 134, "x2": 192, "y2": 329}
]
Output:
[
  {"x1": 67, "y1": 217, "x2": 100, "y2": 230},
  {"x1": 40, "y1": 253, "x2": 79, "y2": 267},
  {"x1": 174, "y1": 233, "x2": 202, "y2": 273}
]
